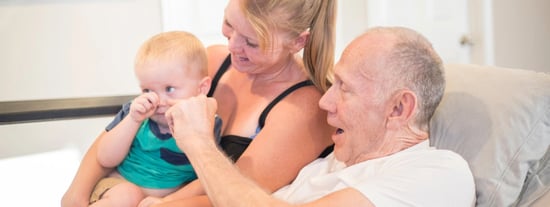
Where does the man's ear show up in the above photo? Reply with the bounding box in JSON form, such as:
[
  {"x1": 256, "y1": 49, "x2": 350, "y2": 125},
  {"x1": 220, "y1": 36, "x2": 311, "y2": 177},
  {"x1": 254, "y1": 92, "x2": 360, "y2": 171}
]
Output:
[
  {"x1": 290, "y1": 30, "x2": 310, "y2": 53},
  {"x1": 198, "y1": 76, "x2": 212, "y2": 95},
  {"x1": 386, "y1": 90, "x2": 417, "y2": 129}
]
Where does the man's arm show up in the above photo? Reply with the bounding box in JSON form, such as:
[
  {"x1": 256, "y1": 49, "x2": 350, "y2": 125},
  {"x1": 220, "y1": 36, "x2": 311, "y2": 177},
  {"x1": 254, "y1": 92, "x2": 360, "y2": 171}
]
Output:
[
  {"x1": 182, "y1": 136, "x2": 285, "y2": 206},
  {"x1": 172, "y1": 123, "x2": 374, "y2": 207},
  {"x1": 165, "y1": 95, "x2": 374, "y2": 207}
]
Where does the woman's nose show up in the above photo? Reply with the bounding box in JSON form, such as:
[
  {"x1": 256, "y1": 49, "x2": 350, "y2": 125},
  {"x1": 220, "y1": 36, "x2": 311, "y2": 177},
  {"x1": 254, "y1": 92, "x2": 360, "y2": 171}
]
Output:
[{"x1": 227, "y1": 34, "x2": 243, "y2": 52}]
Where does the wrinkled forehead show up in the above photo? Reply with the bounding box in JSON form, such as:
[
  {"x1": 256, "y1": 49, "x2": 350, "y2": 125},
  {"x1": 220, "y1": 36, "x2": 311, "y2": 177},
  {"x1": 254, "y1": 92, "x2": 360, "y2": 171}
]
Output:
[{"x1": 337, "y1": 36, "x2": 392, "y2": 81}]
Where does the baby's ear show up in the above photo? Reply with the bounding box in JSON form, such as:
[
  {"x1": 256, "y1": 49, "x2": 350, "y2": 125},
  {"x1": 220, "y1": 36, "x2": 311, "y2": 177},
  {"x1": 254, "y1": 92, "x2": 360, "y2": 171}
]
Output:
[{"x1": 198, "y1": 76, "x2": 212, "y2": 95}]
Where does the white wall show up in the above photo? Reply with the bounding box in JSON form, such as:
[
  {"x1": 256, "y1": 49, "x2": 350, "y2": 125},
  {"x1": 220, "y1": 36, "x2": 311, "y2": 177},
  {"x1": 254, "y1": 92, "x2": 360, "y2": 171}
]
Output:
[
  {"x1": 362, "y1": 0, "x2": 471, "y2": 65},
  {"x1": 339, "y1": 0, "x2": 549, "y2": 73},
  {"x1": 1, "y1": 0, "x2": 548, "y2": 102},
  {"x1": 335, "y1": 0, "x2": 368, "y2": 61},
  {"x1": 492, "y1": 0, "x2": 550, "y2": 72},
  {"x1": 161, "y1": 0, "x2": 227, "y2": 47},
  {"x1": 0, "y1": 1, "x2": 162, "y2": 205},
  {"x1": 0, "y1": 0, "x2": 161, "y2": 102}
]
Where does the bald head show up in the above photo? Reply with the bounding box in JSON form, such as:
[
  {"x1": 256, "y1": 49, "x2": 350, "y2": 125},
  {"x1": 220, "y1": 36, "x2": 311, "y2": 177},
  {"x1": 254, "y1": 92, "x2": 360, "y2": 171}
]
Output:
[{"x1": 341, "y1": 26, "x2": 445, "y2": 130}]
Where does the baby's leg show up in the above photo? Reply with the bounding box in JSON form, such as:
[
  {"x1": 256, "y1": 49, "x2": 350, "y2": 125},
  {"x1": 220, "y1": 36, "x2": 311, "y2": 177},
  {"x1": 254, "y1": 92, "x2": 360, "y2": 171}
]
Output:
[{"x1": 89, "y1": 181, "x2": 144, "y2": 207}]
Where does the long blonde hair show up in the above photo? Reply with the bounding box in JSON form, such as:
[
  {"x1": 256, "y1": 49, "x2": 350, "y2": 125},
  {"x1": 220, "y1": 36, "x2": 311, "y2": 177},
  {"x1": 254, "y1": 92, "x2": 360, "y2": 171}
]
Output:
[{"x1": 242, "y1": 0, "x2": 336, "y2": 92}]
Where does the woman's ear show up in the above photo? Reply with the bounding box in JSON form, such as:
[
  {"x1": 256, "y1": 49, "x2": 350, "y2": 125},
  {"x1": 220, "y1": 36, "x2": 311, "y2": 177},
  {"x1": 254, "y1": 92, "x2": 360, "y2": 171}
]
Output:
[
  {"x1": 386, "y1": 90, "x2": 417, "y2": 129},
  {"x1": 198, "y1": 76, "x2": 212, "y2": 95},
  {"x1": 290, "y1": 30, "x2": 310, "y2": 53}
]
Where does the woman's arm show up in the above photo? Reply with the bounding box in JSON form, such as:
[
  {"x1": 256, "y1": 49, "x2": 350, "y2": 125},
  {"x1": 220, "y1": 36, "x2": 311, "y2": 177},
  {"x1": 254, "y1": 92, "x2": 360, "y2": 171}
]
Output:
[
  {"x1": 62, "y1": 93, "x2": 158, "y2": 206},
  {"x1": 152, "y1": 195, "x2": 210, "y2": 207},
  {"x1": 62, "y1": 112, "x2": 143, "y2": 206},
  {"x1": 162, "y1": 179, "x2": 204, "y2": 201},
  {"x1": 235, "y1": 86, "x2": 334, "y2": 191},
  {"x1": 61, "y1": 132, "x2": 113, "y2": 207}
]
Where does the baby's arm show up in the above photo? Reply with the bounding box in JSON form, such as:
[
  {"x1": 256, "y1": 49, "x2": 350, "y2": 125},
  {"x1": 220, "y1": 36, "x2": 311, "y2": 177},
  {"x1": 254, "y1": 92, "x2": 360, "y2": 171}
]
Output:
[{"x1": 96, "y1": 93, "x2": 159, "y2": 168}]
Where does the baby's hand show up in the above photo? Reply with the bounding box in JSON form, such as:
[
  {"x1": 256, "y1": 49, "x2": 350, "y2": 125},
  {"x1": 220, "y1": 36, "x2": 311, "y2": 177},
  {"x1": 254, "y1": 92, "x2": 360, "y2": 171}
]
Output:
[{"x1": 129, "y1": 92, "x2": 159, "y2": 123}]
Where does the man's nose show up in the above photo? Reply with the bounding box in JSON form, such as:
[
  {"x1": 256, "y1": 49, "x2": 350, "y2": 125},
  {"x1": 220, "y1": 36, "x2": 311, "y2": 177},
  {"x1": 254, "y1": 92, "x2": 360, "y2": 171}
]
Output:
[{"x1": 319, "y1": 87, "x2": 335, "y2": 112}]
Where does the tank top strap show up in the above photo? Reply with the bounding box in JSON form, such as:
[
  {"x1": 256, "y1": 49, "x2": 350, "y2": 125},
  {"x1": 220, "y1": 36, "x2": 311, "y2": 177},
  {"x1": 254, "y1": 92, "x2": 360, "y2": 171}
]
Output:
[
  {"x1": 207, "y1": 54, "x2": 232, "y2": 97},
  {"x1": 258, "y1": 80, "x2": 314, "y2": 129}
]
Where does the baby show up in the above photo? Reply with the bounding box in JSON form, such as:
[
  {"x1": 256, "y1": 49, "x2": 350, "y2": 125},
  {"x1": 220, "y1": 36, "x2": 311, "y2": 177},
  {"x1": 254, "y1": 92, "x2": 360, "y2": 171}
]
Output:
[{"x1": 89, "y1": 31, "x2": 221, "y2": 206}]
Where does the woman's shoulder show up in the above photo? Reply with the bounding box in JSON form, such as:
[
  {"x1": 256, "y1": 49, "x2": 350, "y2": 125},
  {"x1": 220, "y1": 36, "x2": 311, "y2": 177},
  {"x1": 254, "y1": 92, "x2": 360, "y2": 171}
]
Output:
[
  {"x1": 272, "y1": 82, "x2": 324, "y2": 114},
  {"x1": 286, "y1": 82, "x2": 323, "y2": 100}
]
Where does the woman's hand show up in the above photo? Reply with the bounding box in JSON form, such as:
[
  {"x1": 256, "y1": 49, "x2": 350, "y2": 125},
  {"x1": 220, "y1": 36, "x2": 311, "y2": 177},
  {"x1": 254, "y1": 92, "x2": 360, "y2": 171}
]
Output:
[
  {"x1": 129, "y1": 92, "x2": 159, "y2": 123},
  {"x1": 138, "y1": 196, "x2": 162, "y2": 207},
  {"x1": 61, "y1": 188, "x2": 89, "y2": 207},
  {"x1": 165, "y1": 95, "x2": 218, "y2": 152}
]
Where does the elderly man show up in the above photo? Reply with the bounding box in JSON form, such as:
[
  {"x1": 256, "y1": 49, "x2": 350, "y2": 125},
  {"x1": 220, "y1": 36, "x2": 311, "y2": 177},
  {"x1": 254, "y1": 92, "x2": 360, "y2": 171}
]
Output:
[{"x1": 165, "y1": 26, "x2": 475, "y2": 207}]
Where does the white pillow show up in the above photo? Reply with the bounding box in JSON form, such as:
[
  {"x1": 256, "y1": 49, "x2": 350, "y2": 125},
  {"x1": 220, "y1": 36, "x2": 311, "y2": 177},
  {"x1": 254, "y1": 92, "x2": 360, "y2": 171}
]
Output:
[{"x1": 430, "y1": 64, "x2": 550, "y2": 207}]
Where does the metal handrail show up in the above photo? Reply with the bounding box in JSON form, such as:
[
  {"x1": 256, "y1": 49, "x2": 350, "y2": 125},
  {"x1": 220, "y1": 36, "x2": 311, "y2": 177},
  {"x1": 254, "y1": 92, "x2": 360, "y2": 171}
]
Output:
[{"x1": 0, "y1": 95, "x2": 136, "y2": 125}]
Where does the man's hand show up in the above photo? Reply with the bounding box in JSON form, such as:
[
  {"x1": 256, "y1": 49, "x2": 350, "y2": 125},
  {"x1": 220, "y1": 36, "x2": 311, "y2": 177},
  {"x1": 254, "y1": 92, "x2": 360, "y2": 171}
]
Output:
[
  {"x1": 129, "y1": 92, "x2": 159, "y2": 123},
  {"x1": 165, "y1": 95, "x2": 218, "y2": 152}
]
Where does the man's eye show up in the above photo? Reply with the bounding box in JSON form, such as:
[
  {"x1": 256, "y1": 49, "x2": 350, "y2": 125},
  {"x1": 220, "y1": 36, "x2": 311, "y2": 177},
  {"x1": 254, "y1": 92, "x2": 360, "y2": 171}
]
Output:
[
  {"x1": 166, "y1": 87, "x2": 175, "y2": 93},
  {"x1": 339, "y1": 82, "x2": 350, "y2": 93},
  {"x1": 340, "y1": 85, "x2": 349, "y2": 93}
]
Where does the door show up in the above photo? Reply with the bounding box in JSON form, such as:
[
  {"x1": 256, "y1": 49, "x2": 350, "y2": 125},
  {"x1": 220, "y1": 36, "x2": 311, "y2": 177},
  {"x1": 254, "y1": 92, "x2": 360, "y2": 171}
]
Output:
[{"x1": 365, "y1": 0, "x2": 472, "y2": 64}]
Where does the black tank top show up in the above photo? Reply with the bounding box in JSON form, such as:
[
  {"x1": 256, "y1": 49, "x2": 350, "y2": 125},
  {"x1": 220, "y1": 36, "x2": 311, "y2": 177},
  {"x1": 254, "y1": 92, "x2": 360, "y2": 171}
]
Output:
[{"x1": 208, "y1": 55, "x2": 333, "y2": 161}]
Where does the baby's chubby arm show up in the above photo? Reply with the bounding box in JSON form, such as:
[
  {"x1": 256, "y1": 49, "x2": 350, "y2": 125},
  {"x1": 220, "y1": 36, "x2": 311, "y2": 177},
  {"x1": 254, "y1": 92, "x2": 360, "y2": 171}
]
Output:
[{"x1": 96, "y1": 92, "x2": 159, "y2": 168}]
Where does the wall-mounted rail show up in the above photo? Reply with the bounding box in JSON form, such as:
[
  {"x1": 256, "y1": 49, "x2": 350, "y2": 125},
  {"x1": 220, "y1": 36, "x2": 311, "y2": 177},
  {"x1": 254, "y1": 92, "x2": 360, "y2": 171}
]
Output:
[{"x1": 0, "y1": 95, "x2": 135, "y2": 125}]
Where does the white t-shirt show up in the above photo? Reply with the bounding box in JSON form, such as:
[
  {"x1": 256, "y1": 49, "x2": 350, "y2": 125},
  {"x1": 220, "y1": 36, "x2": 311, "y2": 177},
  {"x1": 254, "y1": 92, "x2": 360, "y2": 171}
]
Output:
[{"x1": 273, "y1": 140, "x2": 476, "y2": 206}]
